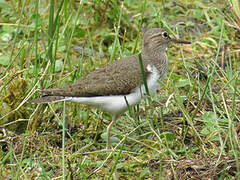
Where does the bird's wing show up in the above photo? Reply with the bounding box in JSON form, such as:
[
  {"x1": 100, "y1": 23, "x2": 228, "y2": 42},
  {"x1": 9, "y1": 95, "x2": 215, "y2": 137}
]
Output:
[{"x1": 42, "y1": 54, "x2": 148, "y2": 97}]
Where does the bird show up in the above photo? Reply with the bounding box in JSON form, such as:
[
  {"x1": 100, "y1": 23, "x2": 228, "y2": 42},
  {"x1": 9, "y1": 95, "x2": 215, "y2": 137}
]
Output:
[{"x1": 30, "y1": 28, "x2": 191, "y2": 149}]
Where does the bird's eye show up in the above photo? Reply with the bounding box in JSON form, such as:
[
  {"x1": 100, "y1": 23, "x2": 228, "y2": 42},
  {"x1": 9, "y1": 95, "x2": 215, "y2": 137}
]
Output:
[{"x1": 162, "y1": 31, "x2": 168, "y2": 39}]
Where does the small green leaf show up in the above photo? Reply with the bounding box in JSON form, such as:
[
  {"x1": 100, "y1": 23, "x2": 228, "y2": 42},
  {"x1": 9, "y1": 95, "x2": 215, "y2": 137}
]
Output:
[
  {"x1": 96, "y1": 160, "x2": 104, "y2": 166},
  {"x1": 0, "y1": 55, "x2": 10, "y2": 66},
  {"x1": 186, "y1": 21, "x2": 195, "y2": 27},
  {"x1": 201, "y1": 126, "x2": 215, "y2": 135},
  {"x1": 193, "y1": 10, "x2": 203, "y2": 21},
  {"x1": 2, "y1": 25, "x2": 15, "y2": 33},
  {"x1": 55, "y1": 60, "x2": 63, "y2": 72},
  {"x1": 101, "y1": 132, "x2": 120, "y2": 145},
  {"x1": 175, "y1": 78, "x2": 190, "y2": 88},
  {"x1": 200, "y1": 111, "x2": 222, "y2": 141},
  {"x1": 1, "y1": 32, "x2": 12, "y2": 42},
  {"x1": 74, "y1": 27, "x2": 86, "y2": 38},
  {"x1": 160, "y1": 132, "x2": 174, "y2": 143},
  {"x1": 202, "y1": 111, "x2": 217, "y2": 122},
  {"x1": 110, "y1": 136, "x2": 120, "y2": 145},
  {"x1": 80, "y1": 111, "x2": 88, "y2": 121},
  {"x1": 170, "y1": 72, "x2": 182, "y2": 80},
  {"x1": 30, "y1": 13, "x2": 42, "y2": 26}
]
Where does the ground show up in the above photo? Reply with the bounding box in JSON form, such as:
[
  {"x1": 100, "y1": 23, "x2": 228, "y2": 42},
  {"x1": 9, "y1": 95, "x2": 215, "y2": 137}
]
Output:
[{"x1": 0, "y1": 0, "x2": 239, "y2": 179}]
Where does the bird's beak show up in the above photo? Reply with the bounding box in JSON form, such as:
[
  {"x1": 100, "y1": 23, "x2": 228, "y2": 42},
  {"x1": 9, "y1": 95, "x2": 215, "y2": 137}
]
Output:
[{"x1": 170, "y1": 38, "x2": 191, "y2": 44}]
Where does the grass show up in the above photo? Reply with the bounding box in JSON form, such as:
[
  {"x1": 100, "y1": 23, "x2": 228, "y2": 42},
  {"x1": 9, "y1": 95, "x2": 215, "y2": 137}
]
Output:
[{"x1": 0, "y1": 0, "x2": 239, "y2": 179}]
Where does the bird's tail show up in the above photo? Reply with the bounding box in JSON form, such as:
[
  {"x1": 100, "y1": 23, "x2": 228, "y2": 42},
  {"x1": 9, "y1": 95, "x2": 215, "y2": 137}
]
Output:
[{"x1": 29, "y1": 96, "x2": 67, "y2": 104}]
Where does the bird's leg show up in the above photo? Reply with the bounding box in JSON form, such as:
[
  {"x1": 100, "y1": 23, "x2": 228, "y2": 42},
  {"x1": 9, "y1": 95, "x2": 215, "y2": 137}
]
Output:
[{"x1": 106, "y1": 114, "x2": 120, "y2": 149}]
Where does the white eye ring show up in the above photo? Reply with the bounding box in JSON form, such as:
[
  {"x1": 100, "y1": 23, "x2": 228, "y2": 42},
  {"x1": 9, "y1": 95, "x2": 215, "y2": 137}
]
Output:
[{"x1": 162, "y1": 31, "x2": 168, "y2": 39}]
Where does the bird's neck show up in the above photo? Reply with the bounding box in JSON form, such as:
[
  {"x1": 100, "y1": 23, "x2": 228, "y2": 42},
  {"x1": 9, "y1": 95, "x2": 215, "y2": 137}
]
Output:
[
  {"x1": 141, "y1": 45, "x2": 168, "y2": 78},
  {"x1": 141, "y1": 45, "x2": 167, "y2": 59}
]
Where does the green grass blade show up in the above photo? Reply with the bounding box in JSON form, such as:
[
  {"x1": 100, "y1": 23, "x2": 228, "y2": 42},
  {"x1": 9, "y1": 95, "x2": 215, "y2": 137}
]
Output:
[{"x1": 138, "y1": 53, "x2": 149, "y2": 96}]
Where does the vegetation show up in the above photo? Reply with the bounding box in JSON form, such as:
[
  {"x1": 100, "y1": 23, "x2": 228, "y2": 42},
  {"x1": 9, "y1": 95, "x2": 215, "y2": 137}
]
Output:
[{"x1": 0, "y1": 0, "x2": 239, "y2": 179}]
